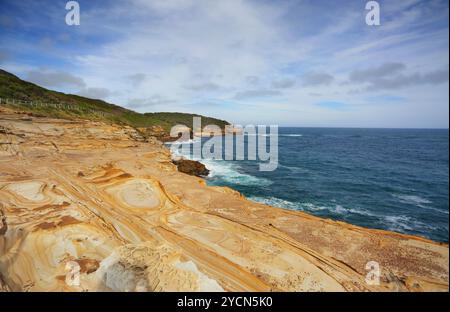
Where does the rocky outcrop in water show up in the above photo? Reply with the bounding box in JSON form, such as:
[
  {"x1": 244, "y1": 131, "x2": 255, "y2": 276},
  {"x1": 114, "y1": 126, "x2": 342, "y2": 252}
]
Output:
[
  {"x1": 172, "y1": 158, "x2": 210, "y2": 177},
  {"x1": 0, "y1": 106, "x2": 448, "y2": 292}
]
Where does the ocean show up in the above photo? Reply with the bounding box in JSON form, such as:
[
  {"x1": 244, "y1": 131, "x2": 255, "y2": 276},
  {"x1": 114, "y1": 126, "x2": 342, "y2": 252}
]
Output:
[{"x1": 168, "y1": 127, "x2": 449, "y2": 243}]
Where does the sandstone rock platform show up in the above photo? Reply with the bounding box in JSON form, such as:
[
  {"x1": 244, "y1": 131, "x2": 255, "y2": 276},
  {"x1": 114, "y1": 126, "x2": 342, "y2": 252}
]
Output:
[{"x1": 0, "y1": 107, "x2": 448, "y2": 292}]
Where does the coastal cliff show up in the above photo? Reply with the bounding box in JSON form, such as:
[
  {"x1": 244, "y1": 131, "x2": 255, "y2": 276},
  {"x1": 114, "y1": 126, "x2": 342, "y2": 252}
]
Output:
[{"x1": 0, "y1": 106, "x2": 448, "y2": 292}]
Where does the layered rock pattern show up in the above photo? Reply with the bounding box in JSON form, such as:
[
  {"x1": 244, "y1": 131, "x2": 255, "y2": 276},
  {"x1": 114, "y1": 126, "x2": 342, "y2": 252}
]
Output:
[{"x1": 0, "y1": 107, "x2": 448, "y2": 292}]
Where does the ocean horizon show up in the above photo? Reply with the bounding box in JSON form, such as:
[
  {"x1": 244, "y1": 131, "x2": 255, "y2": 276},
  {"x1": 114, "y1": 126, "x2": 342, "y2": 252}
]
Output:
[
  {"x1": 169, "y1": 127, "x2": 449, "y2": 243},
  {"x1": 1, "y1": 0, "x2": 449, "y2": 294}
]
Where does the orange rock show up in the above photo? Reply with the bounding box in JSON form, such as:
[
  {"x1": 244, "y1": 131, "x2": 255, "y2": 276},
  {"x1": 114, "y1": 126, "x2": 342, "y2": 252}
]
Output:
[{"x1": 0, "y1": 110, "x2": 447, "y2": 292}]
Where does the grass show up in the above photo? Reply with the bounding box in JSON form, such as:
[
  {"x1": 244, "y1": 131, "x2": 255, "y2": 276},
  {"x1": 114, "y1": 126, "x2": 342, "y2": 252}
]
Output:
[{"x1": 0, "y1": 69, "x2": 229, "y2": 132}]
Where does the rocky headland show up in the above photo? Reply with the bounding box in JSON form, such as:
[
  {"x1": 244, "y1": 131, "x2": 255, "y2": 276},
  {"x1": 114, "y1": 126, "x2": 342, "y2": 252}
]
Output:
[{"x1": 0, "y1": 106, "x2": 448, "y2": 292}]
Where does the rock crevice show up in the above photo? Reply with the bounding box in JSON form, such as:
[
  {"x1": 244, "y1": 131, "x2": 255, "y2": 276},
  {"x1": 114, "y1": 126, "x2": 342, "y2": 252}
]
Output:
[{"x1": 0, "y1": 107, "x2": 447, "y2": 292}]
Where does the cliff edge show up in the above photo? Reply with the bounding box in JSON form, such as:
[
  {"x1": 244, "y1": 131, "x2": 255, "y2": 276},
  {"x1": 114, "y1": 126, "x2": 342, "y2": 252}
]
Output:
[{"x1": 0, "y1": 106, "x2": 448, "y2": 292}]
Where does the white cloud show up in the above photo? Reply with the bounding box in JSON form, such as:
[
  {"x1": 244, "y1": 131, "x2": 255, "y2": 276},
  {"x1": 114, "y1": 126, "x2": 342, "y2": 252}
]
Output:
[
  {"x1": 302, "y1": 72, "x2": 335, "y2": 87},
  {"x1": 233, "y1": 89, "x2": 282, "y2": 100},
  {"x1": 5, "y1": 0, "x2": 447, "y2": 127},
  {"x1": 77, "y1": 87, "x2": 113, "y2": 100},
  {"x1": 27, "y1": 69, "x2": 86, "y2": 88}
]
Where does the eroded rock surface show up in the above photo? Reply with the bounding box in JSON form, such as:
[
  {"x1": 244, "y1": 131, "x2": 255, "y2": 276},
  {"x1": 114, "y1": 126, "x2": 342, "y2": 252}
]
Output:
[{"x1": 0, "y1": 107, "x2": 448, "y2": 292}]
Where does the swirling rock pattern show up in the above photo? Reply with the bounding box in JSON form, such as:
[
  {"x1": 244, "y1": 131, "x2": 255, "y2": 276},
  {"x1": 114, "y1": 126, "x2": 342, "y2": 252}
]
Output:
[{"x1": 0, "y1": 106, "x2": 448, "y2": 292}]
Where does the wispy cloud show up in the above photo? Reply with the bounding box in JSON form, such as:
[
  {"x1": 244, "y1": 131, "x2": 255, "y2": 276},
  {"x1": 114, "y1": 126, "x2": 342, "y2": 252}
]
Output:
[
  {"x1": 77, "y1": 87, "x2": 113, "y2": 100},
  {"x1": 302, "y1": 72, "x2": 335, "y2": 87},
  {"x1": 272, "y1": 78, "x2": 296, "y2": 89},
  {"x1": 27, "y1": 69, "x2": 86, "y2": 88},
  {"x1": 315, "y1": 101, "x2": 347, "y2": 110},
  {"x1": 186, "y1": 82, "x2": 221, "y2": 92},
  {"x1": 127, "y1": 95, "x2": 177, "y2": 109},
  {"x1": 126, "y1": 73, "x2": 146, "y2": 86},
  {"x1": 233, "y1": 89, "x2": 282, "y2": 100},
  {"x1": 348, "y1": 62, "x2": 448, "y2": 91}
]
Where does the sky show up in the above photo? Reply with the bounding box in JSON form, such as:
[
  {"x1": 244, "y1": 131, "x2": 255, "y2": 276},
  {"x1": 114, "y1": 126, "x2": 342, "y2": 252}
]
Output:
[{"x1": 0, "y1": 0, "x2": 449, "y2": 128}]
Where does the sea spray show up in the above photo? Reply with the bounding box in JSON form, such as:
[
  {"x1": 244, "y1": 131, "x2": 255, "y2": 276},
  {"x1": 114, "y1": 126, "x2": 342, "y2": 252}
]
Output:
[{"x1": 170, "y1": 117, "x2": 279, "y2": 171}]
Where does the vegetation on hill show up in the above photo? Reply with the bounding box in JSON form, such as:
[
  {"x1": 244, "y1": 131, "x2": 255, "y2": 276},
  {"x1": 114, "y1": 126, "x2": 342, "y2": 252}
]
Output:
[{"x1": 0, "y1": 69, "x2": 229, "y2": 133}]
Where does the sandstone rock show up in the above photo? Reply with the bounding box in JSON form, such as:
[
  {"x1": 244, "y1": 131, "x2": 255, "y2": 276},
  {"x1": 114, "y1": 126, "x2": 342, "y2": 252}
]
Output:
[
  {"x1": 0, "y1": 108, "x2": 447, "y2": 292},
  {"x1": 0, "y1": 208, "x2": 6, "y2": 235},
  {"x1": 76, "y1": 259, "x2": 100, "y2": 274},
  {"x1": 172, "y1": 158, "x2": 210, "y2": 177},
  {"x1": 138, "y1": 125, "x2": 194, "y2": 143},
  {"x1": 138, "y1": 125, "x2": 175, "y2": 142}
]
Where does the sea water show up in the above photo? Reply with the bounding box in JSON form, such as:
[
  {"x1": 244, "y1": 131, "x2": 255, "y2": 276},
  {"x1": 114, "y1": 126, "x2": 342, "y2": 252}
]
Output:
[{"x1": 168, "y1": 128, "x2": 449, "y2": 242}]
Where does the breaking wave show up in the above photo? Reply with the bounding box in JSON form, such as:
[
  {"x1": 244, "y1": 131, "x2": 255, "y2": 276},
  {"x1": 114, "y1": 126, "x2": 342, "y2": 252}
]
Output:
[{"x1": 247, "y1": 195, "x2": 439, "y2": 233}]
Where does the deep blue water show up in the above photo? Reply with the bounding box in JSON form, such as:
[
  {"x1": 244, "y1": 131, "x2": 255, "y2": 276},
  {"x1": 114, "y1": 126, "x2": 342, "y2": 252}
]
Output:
[{"x1": 169, "y1": 128, "x2": 449, "y2": 242}]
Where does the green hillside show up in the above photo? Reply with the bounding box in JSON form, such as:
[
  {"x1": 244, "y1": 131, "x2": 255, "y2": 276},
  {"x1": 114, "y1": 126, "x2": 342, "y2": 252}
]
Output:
[{"x1": 0, "y1": 69, "x2": 229, "y2": 133}]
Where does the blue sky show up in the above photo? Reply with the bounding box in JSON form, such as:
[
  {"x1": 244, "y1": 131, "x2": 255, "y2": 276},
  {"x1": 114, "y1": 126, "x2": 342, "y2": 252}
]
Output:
[{"x1": 0, "y1": 0, "x2": 448, "y2": 128}]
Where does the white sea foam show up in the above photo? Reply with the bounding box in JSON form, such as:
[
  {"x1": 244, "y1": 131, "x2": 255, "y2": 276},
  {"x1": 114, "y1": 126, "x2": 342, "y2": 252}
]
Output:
[
  {"x1": 247, "y1": 196, "x2": 300, "y2": 210},
  {"x1": 392, "y1": 194, "x2": 432, "y2": 206},
  {"x1": 247, "y1": 195, "x2": 438, "y2": 234},
  {"x1": 278, "y1": 164, "x2": 309, "y2": 173},
  {"x1": 247, "y1": 196, "x2": 374, "y2": 216},
  {"x1": 393, "y1": 194, "x2": 448, "y2": 215},
  {"x1": 202, "y1": 159, "x2": 273, "y2": 186},
  {"x1": 382, "y1": 215, "x2": 439, "y2": 233},
  {"x1": 383, "y1": 215, "x2": 415, "y2": 231},
  {"x1": 167, "y1": 140, "x2": 273, "y2": 186},
  {"x1": 331, "y1": 204, "x2": 376, "y2": 217}
]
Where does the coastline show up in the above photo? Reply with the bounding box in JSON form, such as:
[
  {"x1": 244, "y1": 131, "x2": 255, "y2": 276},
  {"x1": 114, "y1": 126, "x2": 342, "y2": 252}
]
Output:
[
  {"x1": 165, "y1": 136, "x2": 445, "y2": 244},
  {"x1": 172, "y1": 130, "x2": 449, "y2": 243},
  {"x1": 0, "y1": 107, "x2": 448, "y2": 292}
]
